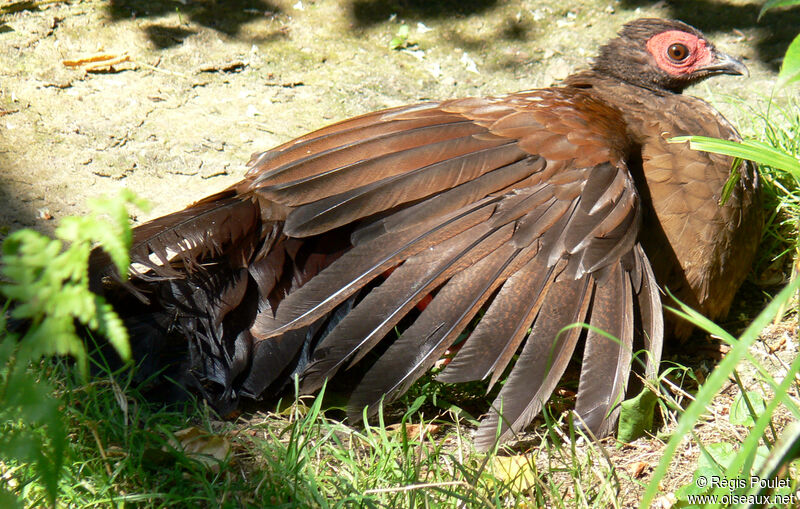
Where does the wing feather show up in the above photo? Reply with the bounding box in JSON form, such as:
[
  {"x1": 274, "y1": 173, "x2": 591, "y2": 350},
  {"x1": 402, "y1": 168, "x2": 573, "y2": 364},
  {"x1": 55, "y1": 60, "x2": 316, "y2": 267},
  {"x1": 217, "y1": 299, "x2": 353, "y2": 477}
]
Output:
[
  {"x1": 250, "y1": 197, "x2": 502, "y2": 340},
  {"x1": 245, "y1": 109, "x2": 467, "y2": 182},
  {"x1": 282, "y1": 144, "x2": 529, "y2": 236},
  {"x1": 473, "y1": 275, "x2": 593, "y2": 449},
  {"x1": 435, "y1": 256, "x2": 554, "y2": 387},
  {"x1": 573, "y1": 262, "x2": 634, "y2": 435},
  {"x1": 104, "y1": 86, "x2": 668, "y2": 450},
  {"x1": 300, "y1": 221, "x2": 516, "y2": 392},
  {"x1": 252, "y1": 122, "x2": 494, "y2": 193},
  {"x1": 348, "y1": 242, "x2": 524, "y2": 418},
  {"x1": 125, "y1": 191, "x2": 261, "y2": 278}
]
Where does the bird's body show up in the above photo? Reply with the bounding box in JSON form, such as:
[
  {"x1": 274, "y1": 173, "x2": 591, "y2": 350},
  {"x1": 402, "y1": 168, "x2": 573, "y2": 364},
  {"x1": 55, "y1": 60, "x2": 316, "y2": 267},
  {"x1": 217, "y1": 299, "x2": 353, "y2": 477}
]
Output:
[{"x1": 92, "y1": 18, "x2": 760, "y2": 449}]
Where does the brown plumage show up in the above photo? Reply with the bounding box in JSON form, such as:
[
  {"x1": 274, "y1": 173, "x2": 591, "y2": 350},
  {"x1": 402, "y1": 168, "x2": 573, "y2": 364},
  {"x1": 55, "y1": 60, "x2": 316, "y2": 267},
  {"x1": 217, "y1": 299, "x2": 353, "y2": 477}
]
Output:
[{"x1": 91, "y1": 18, "x2": 761, "y2": 450}]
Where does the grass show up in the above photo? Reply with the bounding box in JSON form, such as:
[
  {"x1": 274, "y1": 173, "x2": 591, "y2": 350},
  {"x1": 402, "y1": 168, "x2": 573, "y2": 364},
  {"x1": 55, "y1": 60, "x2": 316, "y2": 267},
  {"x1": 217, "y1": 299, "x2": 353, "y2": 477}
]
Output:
[
  {"x1": 9, "y1": 314, "x2": 793, "y2": 508},
  {"x1": 3, "y1": 356, "x2": 631, "y2": 507}
]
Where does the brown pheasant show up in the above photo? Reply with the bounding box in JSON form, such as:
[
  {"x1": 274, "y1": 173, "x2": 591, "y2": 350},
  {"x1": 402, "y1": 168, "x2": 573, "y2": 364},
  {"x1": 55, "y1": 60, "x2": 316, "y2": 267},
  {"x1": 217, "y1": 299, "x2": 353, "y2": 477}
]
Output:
[{"x1": 91, "y1": 18, "x2": 761, "y2": 449}]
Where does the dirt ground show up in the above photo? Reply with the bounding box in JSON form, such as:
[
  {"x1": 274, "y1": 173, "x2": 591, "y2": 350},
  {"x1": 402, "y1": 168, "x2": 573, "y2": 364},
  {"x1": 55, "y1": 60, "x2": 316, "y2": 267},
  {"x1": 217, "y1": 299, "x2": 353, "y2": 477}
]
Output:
[
  {"x1": 1, "y1": 0, "x2": 799, "y2": 504},
  {"x1": 1, "y1": 0, "x2": 798, "y2": 232}
]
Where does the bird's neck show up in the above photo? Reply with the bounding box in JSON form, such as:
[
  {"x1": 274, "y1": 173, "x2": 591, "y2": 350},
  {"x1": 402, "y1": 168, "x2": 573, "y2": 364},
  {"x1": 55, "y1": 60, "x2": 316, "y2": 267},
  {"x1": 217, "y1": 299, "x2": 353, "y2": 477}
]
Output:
[{"x1": 562, "y1": 70, "x2": 759, "y2": 326}]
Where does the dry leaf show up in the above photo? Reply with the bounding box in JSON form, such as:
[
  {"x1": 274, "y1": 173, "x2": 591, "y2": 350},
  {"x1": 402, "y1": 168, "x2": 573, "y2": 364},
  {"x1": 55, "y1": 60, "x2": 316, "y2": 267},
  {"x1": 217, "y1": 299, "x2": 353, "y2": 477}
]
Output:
[
  {"x1": 555, "y1": 387, "x2": 577, "y2": 398},
  {"x1": 492, "y1": 455, "x2": 538, "y2": 491},
  {"x1": 629, "y1": 461, "x2": 649, "y2": 478},
  {"x1": 277, "y1": 400, "x2": 310, "y2": 417},
  {"x1": 385, "y1": 423, "x2": 441, "y2": 440},
  {"x1": 198, "y1": 60, "x2": 247, "y2": 73},
  {"x1": 166, "y1": 426, "x2": 231, "y2": 472},
  {"x1": 653, "y1": 493, "x2": 677, "y2": 508},
  {"x1": 105, "y1": 445, "x2": 127, "y2": 458},
  {"x1": 63, "y1": 52, "x2": 131, "y2": 72}
]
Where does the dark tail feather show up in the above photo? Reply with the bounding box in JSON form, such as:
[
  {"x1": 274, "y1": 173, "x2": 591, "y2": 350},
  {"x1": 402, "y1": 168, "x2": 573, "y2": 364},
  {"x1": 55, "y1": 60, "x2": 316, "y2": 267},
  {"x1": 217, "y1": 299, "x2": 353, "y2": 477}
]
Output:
[{"x1": 89, "y1": 193, "x2": 275, "y2": 412}]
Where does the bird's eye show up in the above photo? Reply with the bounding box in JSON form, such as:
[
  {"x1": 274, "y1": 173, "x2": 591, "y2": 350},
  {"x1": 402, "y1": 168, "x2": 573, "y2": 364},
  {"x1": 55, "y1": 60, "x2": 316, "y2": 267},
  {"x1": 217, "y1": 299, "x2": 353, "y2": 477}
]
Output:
[{"x1": 667, "y1": 43, "x2": 689, "y2": 62}]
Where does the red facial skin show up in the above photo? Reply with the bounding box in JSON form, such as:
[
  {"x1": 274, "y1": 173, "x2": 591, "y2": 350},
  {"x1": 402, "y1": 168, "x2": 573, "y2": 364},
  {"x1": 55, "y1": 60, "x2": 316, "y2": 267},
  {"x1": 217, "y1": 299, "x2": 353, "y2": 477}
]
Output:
[{"x1": 646, "y1": 30, "x2": 715, "y2": 76}]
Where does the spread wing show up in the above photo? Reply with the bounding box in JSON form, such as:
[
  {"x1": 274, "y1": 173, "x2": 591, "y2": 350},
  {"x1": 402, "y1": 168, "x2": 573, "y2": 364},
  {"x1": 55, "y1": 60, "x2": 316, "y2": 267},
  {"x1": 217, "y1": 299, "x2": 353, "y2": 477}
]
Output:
[{"x1": 239, "y1": 88, "x2": 664, "y2": 449}]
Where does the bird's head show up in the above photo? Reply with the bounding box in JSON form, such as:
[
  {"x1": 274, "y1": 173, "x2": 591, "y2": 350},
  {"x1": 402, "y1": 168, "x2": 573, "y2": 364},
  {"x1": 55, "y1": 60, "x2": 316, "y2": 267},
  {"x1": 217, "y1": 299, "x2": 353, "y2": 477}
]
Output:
[{"x1": 592, "y1": 18, "x2": 748, "y2": 93}]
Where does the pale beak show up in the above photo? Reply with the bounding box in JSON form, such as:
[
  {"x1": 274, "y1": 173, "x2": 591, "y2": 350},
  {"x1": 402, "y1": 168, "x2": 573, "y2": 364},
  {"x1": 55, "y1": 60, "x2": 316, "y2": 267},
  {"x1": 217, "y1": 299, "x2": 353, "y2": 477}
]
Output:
[{"x1": 700, "y1": 50, "x2": 749, "y2": 77}]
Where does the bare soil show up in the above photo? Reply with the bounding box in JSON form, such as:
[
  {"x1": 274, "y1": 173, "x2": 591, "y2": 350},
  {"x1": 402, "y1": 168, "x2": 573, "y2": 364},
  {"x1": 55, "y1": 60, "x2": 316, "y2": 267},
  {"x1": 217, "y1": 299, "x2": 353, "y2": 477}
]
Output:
[{"x1": 2, "y1": 0, "x2": 797, "y2": 231}]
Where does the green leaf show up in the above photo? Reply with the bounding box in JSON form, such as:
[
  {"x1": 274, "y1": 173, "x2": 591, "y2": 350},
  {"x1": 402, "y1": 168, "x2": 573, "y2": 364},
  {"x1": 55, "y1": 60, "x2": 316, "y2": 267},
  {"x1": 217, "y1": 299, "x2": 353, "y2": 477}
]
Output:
[
  {"x1": 675, "y1": 442, "x2": 752, "y2": 506},
  {"x1": 759, "y1": 0, "x2": 800, "y2": 20},
  {"x1": 720, "y1": 352, "x2": 800, "y2": 501},
  {"x1": 0, "y1": 190, "x2": 144, "y2": 505},
  {"x1": 617, "y1": 387, "x2": 657, "y2": 442},
  {"x1": 390, "y1": 24, "x2": 410, "y2": 50},
  {"x1": 676, "y1": 465, "x2": 719, "y2": 501},
  {"x1": 698, "y1": 442, "x2": 737, "y2": 471},
  {"x1": 0, "y1": 366, "x2": 65, "y2": 505},
  {"x1": 94, "y1": 297, "x2": 132, "y2": 359},
  {"x1": 752, "y1": 422, "x2": 800, "y2": 489},
  {"x1": 730, "y1": 391, "x2": 766, "y2": 427},
  {"x1": 719, "y1": 159, "x2": 742, "y2": 205},
  {"x1": 777, "y1": 33, "x2": 800, "y2": 88},
  {"x1": 670, "y1": 136, "x2": 800, "y2": 177}
]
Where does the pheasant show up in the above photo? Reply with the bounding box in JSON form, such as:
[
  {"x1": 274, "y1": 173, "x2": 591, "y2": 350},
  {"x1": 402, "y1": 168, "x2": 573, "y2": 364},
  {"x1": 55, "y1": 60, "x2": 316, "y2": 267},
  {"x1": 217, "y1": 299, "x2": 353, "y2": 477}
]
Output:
[{"x1": 91, "y1": 18, "x2": 761, "y2": 449}]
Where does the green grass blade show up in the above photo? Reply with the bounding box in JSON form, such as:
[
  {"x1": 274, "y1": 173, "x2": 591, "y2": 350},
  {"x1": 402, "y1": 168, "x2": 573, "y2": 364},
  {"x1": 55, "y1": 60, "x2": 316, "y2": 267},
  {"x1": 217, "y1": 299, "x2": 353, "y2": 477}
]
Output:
[
  {"x1": 669, "y1": 136, "x2": 800, "y2": 177},
  {"x1": 778, "y1": 33, "x2": 800, "y2": 88},
  {"x1": 639, "y1": 277, "x2": 800, "y2": 508},
  {"x1": 725, "y1": 355, "x2": 800, "y2": 507},
  {"x1": 759, "y1": 0, "x2": 800, "y2": 20}
]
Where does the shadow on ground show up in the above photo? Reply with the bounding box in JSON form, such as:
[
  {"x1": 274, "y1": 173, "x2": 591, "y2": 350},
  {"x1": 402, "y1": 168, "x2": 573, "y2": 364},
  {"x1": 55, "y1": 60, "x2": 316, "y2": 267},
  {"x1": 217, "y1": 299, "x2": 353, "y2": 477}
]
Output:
[
  {"x1": 621, "y1": 0, "x2": 800, "y2": 70},
  {"x1": 108, "y1": 0, "x2": 283, "y2": 46},
  {"x1": 0, "y1": 152, "x2": 42, "y2": 238},
  {"x1": 349, "y1": 0, "x2": 498, "y2": 27}
]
